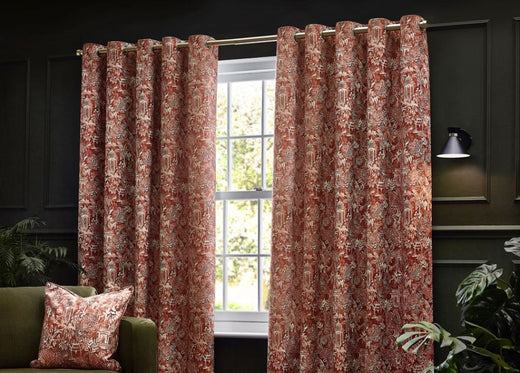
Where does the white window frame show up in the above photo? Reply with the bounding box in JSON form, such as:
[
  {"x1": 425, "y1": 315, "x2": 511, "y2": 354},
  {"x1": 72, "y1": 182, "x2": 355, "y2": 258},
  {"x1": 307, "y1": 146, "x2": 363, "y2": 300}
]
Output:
[{"x1": 214, "y1": 56, "x2": 276, "y2": 338}]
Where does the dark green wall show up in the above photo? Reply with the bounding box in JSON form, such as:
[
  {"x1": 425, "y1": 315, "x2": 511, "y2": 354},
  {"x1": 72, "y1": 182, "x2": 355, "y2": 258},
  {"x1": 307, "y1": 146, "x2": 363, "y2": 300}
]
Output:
[{"x1": 2, "y1": 0, "x2": 520, "y2": 370}]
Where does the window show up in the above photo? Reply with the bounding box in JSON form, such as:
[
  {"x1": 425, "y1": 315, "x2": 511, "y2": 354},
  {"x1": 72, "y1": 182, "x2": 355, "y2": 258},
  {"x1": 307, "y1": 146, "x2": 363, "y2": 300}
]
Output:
[{"x1": 214, "y1": 56, "x2": 276, "y2": 337}]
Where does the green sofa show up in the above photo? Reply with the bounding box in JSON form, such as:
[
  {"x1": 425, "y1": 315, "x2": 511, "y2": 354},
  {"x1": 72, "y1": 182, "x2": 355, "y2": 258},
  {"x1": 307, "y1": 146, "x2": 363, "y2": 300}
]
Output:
[{"x1": 0, "y1": 286, "x2": 157, "y2": 373}]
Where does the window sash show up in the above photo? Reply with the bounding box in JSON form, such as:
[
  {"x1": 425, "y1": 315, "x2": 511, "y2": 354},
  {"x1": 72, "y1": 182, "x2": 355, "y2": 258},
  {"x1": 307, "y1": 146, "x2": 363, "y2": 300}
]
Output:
[{"x1": 215, "y1": 56, "x2": 275, "y2": 336}]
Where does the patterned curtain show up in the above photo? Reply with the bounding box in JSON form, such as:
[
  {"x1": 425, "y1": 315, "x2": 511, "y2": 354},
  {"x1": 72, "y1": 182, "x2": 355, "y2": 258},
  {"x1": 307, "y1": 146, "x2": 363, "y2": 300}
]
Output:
[
  {"x1": 78, "y1": 36, "x2": 218, "y2": 372},
  {"x1": 268, "y1": 15, "x2": 432, "y2": 372}
]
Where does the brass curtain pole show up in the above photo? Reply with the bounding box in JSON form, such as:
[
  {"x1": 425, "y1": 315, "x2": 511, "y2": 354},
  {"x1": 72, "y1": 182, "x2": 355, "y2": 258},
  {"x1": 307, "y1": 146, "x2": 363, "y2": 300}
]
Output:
[{"x1": 75, "y1": 19, "x2": 427, "y2": 56}]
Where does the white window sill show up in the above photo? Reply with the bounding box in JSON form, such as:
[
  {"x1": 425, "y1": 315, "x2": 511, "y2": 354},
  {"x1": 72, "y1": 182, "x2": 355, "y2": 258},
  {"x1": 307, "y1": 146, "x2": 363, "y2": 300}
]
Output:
[
  {"x1": 214, "y1": 331, "x2": 268, "y2": 339},
  {"x1": 214, "y1": 311, "x2": 268, "y2": 338}
]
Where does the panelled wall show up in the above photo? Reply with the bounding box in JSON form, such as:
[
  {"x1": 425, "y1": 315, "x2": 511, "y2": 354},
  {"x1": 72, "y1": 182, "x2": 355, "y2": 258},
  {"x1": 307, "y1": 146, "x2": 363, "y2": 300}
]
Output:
[{"x1": 1, "y1": 1, "x2": 520, "y2": 371}]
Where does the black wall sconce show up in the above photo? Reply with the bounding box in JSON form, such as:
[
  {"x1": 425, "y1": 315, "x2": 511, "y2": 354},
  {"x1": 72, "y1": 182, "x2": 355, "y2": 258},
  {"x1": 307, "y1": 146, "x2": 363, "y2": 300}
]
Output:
[{"x1": 437, "y1": 127, "x2": 472, "y2": 158}]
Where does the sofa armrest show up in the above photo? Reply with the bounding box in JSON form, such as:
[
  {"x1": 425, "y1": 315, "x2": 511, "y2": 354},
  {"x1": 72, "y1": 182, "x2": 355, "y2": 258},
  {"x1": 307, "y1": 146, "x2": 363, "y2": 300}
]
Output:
[{"x1": 117, "y1": 316, "x2": 158, "y2": 373}]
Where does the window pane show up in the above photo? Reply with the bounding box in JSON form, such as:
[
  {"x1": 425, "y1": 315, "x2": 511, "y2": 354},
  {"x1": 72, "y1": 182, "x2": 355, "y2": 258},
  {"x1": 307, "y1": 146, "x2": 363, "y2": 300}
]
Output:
[
  {"x1": 214, "y1": 59, "x2": 276, "y2": 320},
  {"x1": 231, "y1": 81, "x2": 262, "y2": 136},
  {"x1": 261, "y1": 256, "x2": 270, "y2": 311},
  {"x1": 261, "y1": 199, "x2": 272, "y2": 254},
  {"x1": 215, "y1": 256, "x2": 224, "y2": 310},
  {"x1": 216, "y1": 200, "x2": 224, "y2": 255},
  {"x1": 264, "y1": 80, "x2": 275, "y2": 135},
  {"x1": 217, "y1": 83, "x2": 228, "y2": 137},
  {"x1": 228, "y1": 200, "x2": 258, "y2": 254},
  {"x1": 216, "y1": 140, "x2": 228, "y2": 192},
  {"x1": 264, "y1": 137, "x2": 274, "y2": 190},
  {"x1": 231, "y1": 138, "x2": 261, "y2": 191},
  {"x1": 227, "y1": 257, "x2": 258, "y2": 311}
]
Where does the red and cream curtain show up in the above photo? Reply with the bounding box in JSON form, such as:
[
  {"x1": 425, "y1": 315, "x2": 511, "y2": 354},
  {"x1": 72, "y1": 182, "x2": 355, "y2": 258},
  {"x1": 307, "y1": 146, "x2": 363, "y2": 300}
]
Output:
[
  {"x1": 78, "y1": 36, "x2": 217, "y2": 372},
  {"x1": 268, "y1": 15, "x2": 432, "y2": 372}
]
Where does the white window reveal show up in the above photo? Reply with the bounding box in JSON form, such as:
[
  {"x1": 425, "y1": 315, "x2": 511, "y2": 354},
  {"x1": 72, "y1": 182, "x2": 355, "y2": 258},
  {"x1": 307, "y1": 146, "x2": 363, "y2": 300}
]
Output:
[{"x1": 215, "y1": 56, "x2": 276, "y2": 337}]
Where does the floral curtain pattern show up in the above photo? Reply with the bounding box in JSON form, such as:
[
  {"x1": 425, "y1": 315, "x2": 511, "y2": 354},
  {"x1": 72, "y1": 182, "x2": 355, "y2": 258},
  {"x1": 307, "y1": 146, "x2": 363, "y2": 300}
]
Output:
[
  {"x1": 78, "y1": 35, "x2": 218, "y2": 373},
  {"x1": 268, "y1": 15, "x2": 432, "y2": 372}
]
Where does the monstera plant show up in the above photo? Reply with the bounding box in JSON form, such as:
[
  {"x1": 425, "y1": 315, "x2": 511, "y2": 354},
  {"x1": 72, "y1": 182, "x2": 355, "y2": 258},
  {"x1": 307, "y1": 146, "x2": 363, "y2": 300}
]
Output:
[
  {"x1": 0, "y1": 217, "x2": 79, "y2": 287},
  {"x1": 397, "y1": 237, "x2": 520, "y2": 372}
]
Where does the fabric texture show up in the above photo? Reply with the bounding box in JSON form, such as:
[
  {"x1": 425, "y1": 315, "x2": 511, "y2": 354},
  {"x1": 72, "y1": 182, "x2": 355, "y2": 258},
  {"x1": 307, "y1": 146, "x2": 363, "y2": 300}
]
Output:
[
  {"x1": 30, "y1": 282, "x2": 132, "y2": 371},
  {"x1": 78, "y1": 36, "x2": 218, "y2": 373},
  {"x1": 267, "y1": 15, "x2": 432, "y2": 372}
]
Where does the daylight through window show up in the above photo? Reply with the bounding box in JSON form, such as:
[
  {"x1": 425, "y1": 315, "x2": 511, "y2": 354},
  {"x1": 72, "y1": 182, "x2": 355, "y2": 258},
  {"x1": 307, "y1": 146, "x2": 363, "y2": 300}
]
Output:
[{"x1": 214, "y1": 57, "x2": 276, "y2": 335}]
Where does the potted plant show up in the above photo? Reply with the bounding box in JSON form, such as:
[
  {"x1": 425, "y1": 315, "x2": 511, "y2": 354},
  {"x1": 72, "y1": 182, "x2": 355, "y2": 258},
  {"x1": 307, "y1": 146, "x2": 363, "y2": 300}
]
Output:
[
  {"x1": 397, "y1": 237, "x2": 520, "y2": 372},
  {"x1": 0, "y1": 217, "x2": 79, "y2": 287}
]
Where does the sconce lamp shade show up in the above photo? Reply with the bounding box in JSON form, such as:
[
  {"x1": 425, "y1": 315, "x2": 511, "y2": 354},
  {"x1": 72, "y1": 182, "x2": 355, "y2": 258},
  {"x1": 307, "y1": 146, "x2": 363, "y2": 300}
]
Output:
[{"x1": 437, "y1": 127, "x2": 472, "y2": 158}]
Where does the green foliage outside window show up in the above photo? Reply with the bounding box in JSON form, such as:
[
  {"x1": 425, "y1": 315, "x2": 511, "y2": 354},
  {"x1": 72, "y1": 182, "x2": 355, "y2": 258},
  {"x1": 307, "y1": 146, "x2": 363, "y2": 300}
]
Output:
[{"x1": 215, "y1": 79, "x2": 274, "y2": 312}]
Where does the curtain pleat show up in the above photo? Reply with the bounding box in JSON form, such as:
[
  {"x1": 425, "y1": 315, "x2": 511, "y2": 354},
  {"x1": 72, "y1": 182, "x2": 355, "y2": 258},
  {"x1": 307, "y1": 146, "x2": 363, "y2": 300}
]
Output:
[
  {"x1": 268, "y1": 15, "x2": 432, "y2": 372},
  {"x1": 78, "y1": 35, "x2": 218, "y2": 373}
]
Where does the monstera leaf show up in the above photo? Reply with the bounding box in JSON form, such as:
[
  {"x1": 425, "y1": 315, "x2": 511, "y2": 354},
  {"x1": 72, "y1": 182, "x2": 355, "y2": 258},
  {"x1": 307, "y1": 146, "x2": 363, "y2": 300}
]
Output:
[
  {"x1": 398, "y1": 238, "x2": 520, "y2": 372},
  {"x1": 456, "y1": 264, "x2": 503, "y2": 307},
  {"x1": 453, "y1": 348, "x2": 503, "y2": 372},
  {"x1": 462, "y1": 287, "x2": 520, "y2": 340},
  {"x1": 461, "y1": 322, "x2": 520, "y2": 372},
  {"x1": 397, "y1": 321, "x2": 475, "y2": 373},
  {"x1": 466, "y1": 345, "x2": 519, "y2": 372},
  {"x1": 505, "y1": 237, "x2": 520, "y2": 258},
  {"x1": 464, "y1": 320, "x2": 515, "y2": 351}
]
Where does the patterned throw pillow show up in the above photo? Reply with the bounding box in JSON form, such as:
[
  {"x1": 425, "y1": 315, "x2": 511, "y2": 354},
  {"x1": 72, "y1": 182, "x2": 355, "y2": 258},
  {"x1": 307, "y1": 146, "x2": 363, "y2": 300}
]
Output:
[{"x1": 30, "y1": 282, "x2": 133, "y2": 372}]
